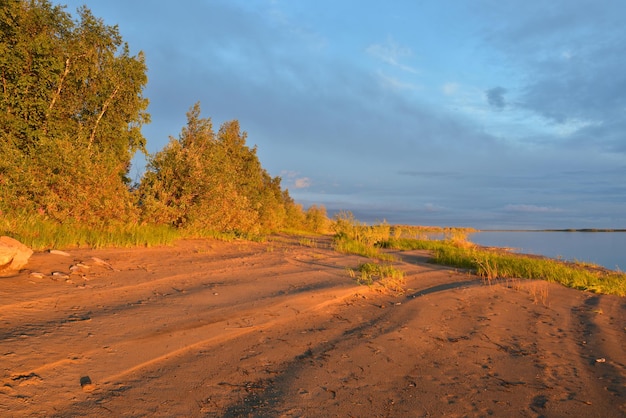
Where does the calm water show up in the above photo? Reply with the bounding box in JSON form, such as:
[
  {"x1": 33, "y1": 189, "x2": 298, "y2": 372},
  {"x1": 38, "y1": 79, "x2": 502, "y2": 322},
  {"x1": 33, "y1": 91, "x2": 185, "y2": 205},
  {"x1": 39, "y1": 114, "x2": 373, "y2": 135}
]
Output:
[{"x1": 469, "y1": 231, "x2": 625, "y2": 271}]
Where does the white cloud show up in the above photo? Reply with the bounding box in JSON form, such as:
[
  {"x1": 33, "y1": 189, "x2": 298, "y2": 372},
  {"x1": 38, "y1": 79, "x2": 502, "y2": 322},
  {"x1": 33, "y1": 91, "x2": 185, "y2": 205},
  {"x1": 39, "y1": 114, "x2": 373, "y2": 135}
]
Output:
[
  {"x1": 281, "y1": 170, "x2": 299, "y2": 179},
  {"x1": 366, "y1": 37, "x2": 419, "y2": 74},
  {"x1": 442, "y1": 82, "x2": 459, "y2": 95},
  {"x1": 294, "y1": 177, "x2": 312, "y2": 188},
  {"x1": 504, "y1": 204, "x2": 563, "y2": 213}
]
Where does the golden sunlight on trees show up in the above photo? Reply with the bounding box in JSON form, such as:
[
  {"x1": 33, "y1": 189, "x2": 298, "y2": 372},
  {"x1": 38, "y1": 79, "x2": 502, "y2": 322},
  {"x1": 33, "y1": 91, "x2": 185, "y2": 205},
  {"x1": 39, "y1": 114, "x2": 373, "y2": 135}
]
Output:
[
  {"x1": 138, "y1": 103, "x2": 308, "y2": 235},
  {"x1": 0, "y1": 0, "x2": 149, "y2": 224},
  {"x1": 1, "y1": 1, "x2": 327, "y2": 242}
]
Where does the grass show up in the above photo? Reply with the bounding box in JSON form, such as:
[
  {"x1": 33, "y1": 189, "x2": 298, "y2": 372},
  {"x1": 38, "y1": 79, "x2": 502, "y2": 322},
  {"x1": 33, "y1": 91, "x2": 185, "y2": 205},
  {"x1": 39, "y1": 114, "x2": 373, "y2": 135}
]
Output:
[
  {"x1": 348, "y1": 262, "x2": 405, "y2": 293},
  {"x1": 0, "y1": 212, "x2": 277, "y2": 250},
  {"x1": 379, "y1": 237, "x2": 626, "y2": 297},
  {"x1": 6, "y1": 208, "x2": 623, "y2": 297},
  {"x1": 333, "y1": 235, "x2": 396, "y2": 261},
  {"x1": 298, "y1": 237, "x2": 318, "y2": 248},
  {"x1": 1, "y1": 214, "x2": 179, "y2": 250}
]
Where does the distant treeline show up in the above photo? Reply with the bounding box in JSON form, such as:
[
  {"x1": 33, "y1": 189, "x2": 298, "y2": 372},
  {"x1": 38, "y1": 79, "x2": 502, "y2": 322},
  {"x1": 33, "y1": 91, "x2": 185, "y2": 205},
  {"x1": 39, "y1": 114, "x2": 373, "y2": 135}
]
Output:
[{"x1": 0, "y1": 0, "x2": 328, "y2": 239}]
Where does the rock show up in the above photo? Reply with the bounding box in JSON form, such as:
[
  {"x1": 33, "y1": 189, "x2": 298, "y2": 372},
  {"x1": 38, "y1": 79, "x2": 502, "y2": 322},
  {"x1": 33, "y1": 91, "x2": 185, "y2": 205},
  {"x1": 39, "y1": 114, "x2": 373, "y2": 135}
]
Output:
[
  {"x1": 0, "y1": 236, "x2": 33, "y2": 276},
  {"x1": 29, "y1": 272, "x2": 47, "y2": 279},
  {"x1": 51, "y1": 271, "x2": 70, "y2": 280},
  {"x1": 80, "y1": 375, "x2": 95, "y2": 392}
]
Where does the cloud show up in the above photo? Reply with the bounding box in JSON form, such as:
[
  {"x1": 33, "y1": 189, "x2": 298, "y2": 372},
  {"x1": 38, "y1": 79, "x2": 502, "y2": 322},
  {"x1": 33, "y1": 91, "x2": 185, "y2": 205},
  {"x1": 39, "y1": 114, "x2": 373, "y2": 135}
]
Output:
[
  {"x1": 485, "y1": 87, "x2": 507, "y2": 109},
  {"x1": 366, "y1": 37, "x2": 418, "y2": 74},
  {"x1": 62, "y1": 0, "x2": 626, "y2": 229},
  {"x1": 375, "y1": 71, "x2": 420, "y2": 91},
  {"x1": 294, "y1": 177, "x2": 312, "y2": 189},
  {"x1": 442, "y1": 82, "x2": 459, "y2": 95},
  {"x1": 504, "y1": 204, "x2": 563, "y2": 213},
  {"x1": 475, "y1": 0, "x2": 626, "y2": 152},
  {"x1": 398, "y1": 170, "x2": 461, "y2": 179}
]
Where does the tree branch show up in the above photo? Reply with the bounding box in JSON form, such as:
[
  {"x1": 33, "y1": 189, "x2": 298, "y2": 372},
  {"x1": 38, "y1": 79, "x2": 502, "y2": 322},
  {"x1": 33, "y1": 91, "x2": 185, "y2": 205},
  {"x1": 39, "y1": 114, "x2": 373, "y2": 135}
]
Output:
[
  {"x1": 88, "y1": 84, "x2": 119, "y2": 150},
  {"x1": 48, "y1": 57, "x2": 71, "y2": 112}
]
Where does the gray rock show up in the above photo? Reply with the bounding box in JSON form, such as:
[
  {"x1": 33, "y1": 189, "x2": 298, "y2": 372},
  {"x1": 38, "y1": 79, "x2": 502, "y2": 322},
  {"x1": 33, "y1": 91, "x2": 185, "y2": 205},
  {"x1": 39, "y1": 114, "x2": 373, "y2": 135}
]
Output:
[{"x1": 0, "y1": 236, "x2": 33, "y2": 275}]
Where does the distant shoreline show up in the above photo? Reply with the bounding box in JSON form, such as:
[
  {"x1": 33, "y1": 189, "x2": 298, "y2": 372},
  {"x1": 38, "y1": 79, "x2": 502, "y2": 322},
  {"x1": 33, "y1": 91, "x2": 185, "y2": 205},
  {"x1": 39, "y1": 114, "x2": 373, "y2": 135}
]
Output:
[{"x1": 475, "y1": 228, "x2": 626, "y2": 233}]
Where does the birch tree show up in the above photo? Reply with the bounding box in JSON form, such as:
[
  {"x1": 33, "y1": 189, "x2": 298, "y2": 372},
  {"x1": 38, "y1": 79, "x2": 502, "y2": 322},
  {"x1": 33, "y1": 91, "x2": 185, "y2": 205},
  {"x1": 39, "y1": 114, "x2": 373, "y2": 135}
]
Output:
[{"x1": 0, "y1": 0, "x2": 149, "y2": 223}]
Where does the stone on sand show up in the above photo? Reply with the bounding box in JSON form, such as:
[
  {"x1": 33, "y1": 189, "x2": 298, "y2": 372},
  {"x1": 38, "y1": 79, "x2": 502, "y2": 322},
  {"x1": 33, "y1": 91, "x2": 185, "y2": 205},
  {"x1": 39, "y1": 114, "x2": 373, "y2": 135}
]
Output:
[{"x1": 0, "y1": 236, "x2": 33, "y2": 276}]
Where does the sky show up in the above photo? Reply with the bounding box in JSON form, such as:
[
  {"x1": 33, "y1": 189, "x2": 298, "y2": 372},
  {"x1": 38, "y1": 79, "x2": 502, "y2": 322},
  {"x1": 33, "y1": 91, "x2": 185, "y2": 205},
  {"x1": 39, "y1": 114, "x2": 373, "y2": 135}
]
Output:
[{"x1": 56, "y1": 0, "x2": 626, "y2": 229}]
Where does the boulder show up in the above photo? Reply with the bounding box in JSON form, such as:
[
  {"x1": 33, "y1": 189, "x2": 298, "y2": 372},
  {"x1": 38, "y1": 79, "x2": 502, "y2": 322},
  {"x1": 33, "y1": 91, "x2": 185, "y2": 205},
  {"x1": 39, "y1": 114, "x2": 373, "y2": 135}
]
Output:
[{"x1": 0, "y1": 236, "x2": 33, "y2": 275}]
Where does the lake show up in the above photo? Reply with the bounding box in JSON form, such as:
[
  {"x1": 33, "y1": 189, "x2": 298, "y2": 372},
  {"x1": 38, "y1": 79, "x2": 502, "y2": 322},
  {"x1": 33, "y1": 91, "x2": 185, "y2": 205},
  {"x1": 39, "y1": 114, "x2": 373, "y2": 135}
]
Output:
[{"x1": 469, "y1": 231, "x2": 625, "y2": 272}]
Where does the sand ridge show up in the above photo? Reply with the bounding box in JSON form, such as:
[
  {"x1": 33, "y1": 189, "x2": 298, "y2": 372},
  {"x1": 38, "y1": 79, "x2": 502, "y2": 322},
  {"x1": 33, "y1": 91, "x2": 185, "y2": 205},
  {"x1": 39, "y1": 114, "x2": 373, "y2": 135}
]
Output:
[{"x1": 1, "y1": 236, "x2": 624, "y2": 417}]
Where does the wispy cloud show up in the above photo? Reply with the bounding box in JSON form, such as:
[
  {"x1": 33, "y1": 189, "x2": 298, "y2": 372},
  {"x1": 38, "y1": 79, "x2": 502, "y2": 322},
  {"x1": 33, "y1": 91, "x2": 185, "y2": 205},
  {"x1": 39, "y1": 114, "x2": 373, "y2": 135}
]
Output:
[
  {"x1": 504, "y1": 204, "x2": 563, "y2": 213},
  {"x1": 375, "y1": 71, "x2": 420, "y2": 91},
  {"x1": 366, "y1": 37, "x2": 419, "y2": 74},
  {"x1": 398, "y1": 170, "x2": 461, "y2": 179},
  {"x1": 442, "y1": 82, "x2": 459, "y2": 95},
  {"x1": 66, "y1": 0, "x2": 626, "y2": 229}
]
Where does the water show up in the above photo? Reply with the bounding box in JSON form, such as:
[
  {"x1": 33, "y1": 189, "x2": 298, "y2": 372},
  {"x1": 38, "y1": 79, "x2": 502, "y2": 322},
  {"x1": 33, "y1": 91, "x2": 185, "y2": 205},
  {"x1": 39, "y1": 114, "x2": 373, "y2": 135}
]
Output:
[{"x1": 469, "y1": 231, "x2": 625, "y2": 272}]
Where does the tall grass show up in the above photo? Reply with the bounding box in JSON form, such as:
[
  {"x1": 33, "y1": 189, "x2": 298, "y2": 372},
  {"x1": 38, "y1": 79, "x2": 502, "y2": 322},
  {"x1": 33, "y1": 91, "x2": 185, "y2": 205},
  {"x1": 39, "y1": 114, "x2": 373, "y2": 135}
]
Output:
[
  {"x1": 1, "y1": 214, "x2": 179, "y2": 250},
  {"x1": 390, "y1": 225, "x2": 476, "y2": 240},
  {"x1": 331, "y1": 211, "x2": 395, "y2": 260},
  {"x1": 379, "y1": 236, "x2": 626, "y2": 297},
  {"x1": 432, "y1": 245, "x2": 626, "y2": 296},
  {"x1": 333, "y1": 235, "x2": 396, "y2": 261}
]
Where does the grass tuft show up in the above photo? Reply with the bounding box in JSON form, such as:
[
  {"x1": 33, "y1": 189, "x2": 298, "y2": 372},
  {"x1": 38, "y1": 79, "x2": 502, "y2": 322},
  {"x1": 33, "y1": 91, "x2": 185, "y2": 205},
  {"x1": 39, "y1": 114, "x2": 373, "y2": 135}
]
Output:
[
  {"x1": 377, "y1": 235, "x2": 625, "y2": 296},
  {"x1": 348, "y1": 262, "x2": 405, "y2": 293}
]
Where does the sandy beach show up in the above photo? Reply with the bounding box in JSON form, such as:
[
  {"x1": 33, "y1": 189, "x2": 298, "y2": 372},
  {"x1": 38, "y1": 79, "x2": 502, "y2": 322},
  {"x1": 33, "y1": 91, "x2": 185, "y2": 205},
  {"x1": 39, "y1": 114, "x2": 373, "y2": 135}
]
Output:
[{"x1": 1, "y1": 235, "x2": 624, "y2": 417}]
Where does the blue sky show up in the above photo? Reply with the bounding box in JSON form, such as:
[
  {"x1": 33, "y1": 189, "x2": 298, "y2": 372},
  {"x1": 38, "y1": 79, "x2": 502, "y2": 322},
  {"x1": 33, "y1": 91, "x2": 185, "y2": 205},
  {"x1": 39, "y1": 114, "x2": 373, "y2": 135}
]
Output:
[{"x1": 57, "y1": 0, "x2": 626, "y2": 229}]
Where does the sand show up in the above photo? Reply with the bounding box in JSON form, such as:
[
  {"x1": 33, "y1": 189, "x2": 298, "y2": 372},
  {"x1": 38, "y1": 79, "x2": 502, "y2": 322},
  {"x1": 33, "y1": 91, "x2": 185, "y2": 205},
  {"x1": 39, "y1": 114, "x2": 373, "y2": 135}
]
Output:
[{"x1": 1, "y1": 235, "x2": 624, "y2": 417}]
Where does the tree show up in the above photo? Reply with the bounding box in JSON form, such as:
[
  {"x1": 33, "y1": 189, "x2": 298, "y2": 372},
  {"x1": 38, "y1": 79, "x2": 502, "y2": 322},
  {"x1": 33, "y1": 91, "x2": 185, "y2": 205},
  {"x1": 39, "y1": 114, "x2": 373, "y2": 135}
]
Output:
[
  {"x1": 0, "y1": 0, "x2": 149, "y2": 223},
  {"x1": 305, "y1": 205, "x2": 329, "y2": 233},
  {"x1": 138, "y1": 103, "x2": 297, "y2": 235}
]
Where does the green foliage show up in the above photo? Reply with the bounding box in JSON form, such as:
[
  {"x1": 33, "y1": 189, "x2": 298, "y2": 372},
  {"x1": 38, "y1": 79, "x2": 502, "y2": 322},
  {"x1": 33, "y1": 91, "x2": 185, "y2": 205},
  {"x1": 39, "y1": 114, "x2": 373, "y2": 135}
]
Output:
[
  {"x1": 0, "y1": 0, "x2": 149, "y2": 224},
  {"x1": 0, "y1": 2, "x2": 328, "y2": 245},
  {"x1": 305, "y1": 205, "x2": 330, "y2": 234},
  {"x1": 138, "y1": 103, "x2": 303, "y2": 235},
  {"x1": 332, "y1": 211, "x2": 391, "y2": 245}
]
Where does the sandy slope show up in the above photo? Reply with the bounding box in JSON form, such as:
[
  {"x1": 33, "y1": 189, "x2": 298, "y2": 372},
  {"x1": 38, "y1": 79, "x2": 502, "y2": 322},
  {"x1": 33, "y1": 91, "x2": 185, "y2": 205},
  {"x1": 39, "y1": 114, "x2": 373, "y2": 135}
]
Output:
[{"x1": 0, "y1": 235, "x2": 624, "y2": 417}]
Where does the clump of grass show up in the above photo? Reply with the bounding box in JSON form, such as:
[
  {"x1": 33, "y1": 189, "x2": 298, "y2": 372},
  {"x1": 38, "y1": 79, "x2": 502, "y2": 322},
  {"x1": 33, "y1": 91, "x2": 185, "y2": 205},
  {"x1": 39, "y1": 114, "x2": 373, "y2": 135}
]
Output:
[
  {"x1": 1, "y1": 214, "x2": 179, "y2": 250},
  {"x1": 331, "y1": 211, "x2": 396, "y2": 261},
  {"x1": 377, "y1": 236, "x2": 474, "y2": 252},
  {"x1": 332, "y1": 211, "x2": 392, "y2": 246},
  {"x1": 432, "y1": 245, "x2": 626, "y2": 296},
  {"x1": 333, "y1": 235, "x2": 396, "y2": 261},
  {"x1": 334, "y1": 214, "x2": 625, "y2": 296},
  {"x1": 390, "y1": 225, "x2": 476, "y2": 240},
  {"x1": 348, "y1": 262, "x2": 405, "y2": 293},
  {"x1": 379, "y1": 235, "x2": 626, "y2": 296},
  {"x1": 299, "y1": 237, "x2": 317, "y2": 248}
]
